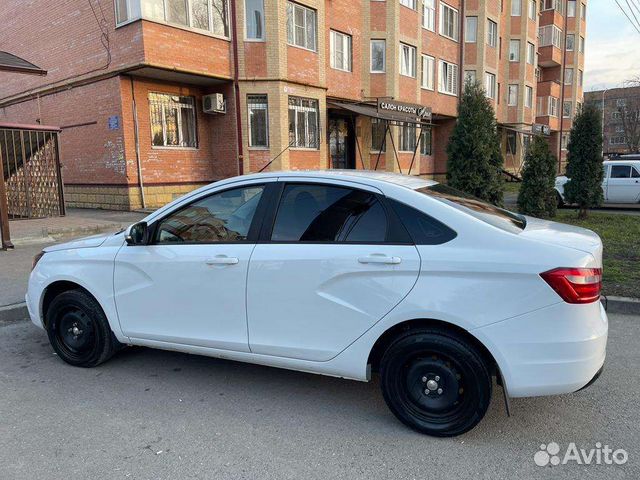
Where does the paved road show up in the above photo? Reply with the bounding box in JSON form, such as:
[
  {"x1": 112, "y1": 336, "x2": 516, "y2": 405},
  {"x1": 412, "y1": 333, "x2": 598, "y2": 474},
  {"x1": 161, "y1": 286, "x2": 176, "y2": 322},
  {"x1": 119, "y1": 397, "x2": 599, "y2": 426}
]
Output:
[{"x1": 1, "y1": 314, "x2": 638, "y2": 480}]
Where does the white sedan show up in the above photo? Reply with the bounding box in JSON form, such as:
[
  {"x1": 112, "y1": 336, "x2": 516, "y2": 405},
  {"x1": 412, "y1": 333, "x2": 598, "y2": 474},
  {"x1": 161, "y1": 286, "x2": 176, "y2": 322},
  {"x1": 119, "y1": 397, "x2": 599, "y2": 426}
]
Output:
[
  {"x1": 27, "y1": 171, "x2": 608, "y2": 437},
  {"x1": 555, "y1": 159, "x2": 640, "y2": 205}
]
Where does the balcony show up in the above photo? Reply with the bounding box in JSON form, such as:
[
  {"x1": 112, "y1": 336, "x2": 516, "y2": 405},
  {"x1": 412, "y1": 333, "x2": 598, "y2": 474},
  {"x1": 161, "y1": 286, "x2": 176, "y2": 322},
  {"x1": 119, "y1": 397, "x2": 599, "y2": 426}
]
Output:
[{"x1": 538, "y1": 45, "x2": 562, "y2": 67}]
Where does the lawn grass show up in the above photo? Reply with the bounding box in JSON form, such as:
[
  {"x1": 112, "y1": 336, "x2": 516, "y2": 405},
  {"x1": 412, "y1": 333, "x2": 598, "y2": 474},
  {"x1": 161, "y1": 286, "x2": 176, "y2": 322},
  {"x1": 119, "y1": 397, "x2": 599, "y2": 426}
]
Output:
[
  {"x1": 503, "y1": 182, "x2": 522, "y2": 194},
  {"x1": 554, "y1": 210, "x2": 640, "y2": 299}
]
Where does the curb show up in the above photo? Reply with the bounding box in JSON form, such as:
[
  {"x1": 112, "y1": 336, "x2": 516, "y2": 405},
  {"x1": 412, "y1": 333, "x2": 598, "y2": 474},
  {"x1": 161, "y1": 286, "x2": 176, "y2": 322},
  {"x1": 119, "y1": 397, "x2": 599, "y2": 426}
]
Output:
[
  {"x1": 0, "y1": 303, "x2": 28, "y2": 325},
  {"x1": 605, "y1": 296, "x2": 640, "y2": 315}
]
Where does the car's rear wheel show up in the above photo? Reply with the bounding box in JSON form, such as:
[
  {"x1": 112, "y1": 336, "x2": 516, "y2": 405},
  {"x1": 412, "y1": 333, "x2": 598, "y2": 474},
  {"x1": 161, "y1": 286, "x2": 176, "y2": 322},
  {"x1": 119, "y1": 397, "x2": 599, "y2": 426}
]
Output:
[
  {"x1": 45, "y1": 289, "x2": 120, "y2": 367},
  {"x1": 379, "y1": 328, "x2": 492, "y2": 437}
]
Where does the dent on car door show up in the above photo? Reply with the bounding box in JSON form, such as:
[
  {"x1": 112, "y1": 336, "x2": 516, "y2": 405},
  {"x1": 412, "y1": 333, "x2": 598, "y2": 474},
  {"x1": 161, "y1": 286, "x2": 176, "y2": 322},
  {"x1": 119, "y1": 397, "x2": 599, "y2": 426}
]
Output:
[
  {"x1": 113, "y1": 182, "x2": 272, "y2": 351},
  {"x1": 246, "y1": 182, "x2": 422, "y2": 362}
]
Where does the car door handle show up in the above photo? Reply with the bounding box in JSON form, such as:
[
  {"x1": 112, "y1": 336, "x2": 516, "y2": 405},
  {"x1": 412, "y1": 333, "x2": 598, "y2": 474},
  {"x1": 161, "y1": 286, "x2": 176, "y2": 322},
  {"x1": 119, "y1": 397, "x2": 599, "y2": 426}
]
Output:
[
  {"x1": 358, "y1": 255, "x2": 402, "y2": 265},
  {"x1": 205, "y1": 256, "x2": 239, "y2": 265}
]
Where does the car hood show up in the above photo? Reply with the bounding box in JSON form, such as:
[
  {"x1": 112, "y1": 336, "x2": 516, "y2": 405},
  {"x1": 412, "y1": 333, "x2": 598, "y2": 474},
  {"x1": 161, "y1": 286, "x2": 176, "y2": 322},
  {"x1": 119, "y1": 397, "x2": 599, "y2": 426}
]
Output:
[
  {"x1": 44, "y1": 233, "x2": 112, "y2": 252},
  {"x1": 520, "y1": 216, "x2": 603, "y2": 265}
]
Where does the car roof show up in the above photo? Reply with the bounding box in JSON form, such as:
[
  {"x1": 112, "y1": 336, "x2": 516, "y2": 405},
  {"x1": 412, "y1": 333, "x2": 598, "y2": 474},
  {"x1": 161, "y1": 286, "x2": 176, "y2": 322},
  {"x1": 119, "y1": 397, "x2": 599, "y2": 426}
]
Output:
[
  {"x1": 604, "y1": 160, "x2": 640, "y2": 165},
  {"x1": 227, "y1": 169, "x2": 438, "y2": 190}
]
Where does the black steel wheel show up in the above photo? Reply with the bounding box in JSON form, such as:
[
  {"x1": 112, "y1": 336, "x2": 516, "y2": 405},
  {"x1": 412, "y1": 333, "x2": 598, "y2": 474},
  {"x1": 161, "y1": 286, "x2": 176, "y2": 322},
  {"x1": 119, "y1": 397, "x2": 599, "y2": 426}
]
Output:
[
  {"x1": 45, "y1": 289, "x2": 120, "y2": 367},
  {"x1": 380, "y1": 328, "x2": 491, "y2": 437}
]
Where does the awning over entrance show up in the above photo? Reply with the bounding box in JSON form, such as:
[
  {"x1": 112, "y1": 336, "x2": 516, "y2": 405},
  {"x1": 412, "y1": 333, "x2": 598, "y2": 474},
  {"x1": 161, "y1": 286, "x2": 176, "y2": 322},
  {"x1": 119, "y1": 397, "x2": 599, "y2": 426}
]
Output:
[
  {"x1": 0, "y1": 51, "x2": 47, "y2": 76},
  {"x1": 327, "y1": 101, "x2": 434, "y2": 126}
]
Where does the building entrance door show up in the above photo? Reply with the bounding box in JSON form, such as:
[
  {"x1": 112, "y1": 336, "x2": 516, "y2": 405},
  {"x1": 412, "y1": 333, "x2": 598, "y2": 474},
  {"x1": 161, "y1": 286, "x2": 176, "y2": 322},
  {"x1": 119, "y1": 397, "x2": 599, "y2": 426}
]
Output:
[{"x1": 328, "y1": 114, "x2": 356, "y2": 169}]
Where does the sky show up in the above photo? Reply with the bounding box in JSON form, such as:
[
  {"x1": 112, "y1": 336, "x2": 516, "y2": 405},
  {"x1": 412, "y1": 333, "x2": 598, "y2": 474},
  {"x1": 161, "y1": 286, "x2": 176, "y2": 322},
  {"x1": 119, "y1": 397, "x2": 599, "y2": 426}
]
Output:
[{"x1": 584, "y1": 1, "x2": 640, "y2": 91}]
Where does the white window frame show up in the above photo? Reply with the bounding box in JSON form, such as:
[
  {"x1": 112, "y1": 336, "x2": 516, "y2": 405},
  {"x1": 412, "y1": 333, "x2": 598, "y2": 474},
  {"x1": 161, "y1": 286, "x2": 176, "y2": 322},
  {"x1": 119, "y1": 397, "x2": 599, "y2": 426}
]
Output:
[
  {"x1": 149, "y1": 92, "x2": 198, "y2": 149},
  {"x1": 135, "y1": 0, "x2": 231, "y2": 38},
  {"x1": 563, "y1": 100, "x2": 572, "y2": 118},
  {"x1": 567, "y1": 0, "x2": 576, "y2": 17},
  {"x1": 538, "y1": 25, "x2": 562, "y2": 48},
  {"x1": 511, "y1": 0, "x2": 522, "y2": 16},
  {"x1": 464, "y1": 70, "x2": 476, "y2": 86},
  {"x1": 422, "y1": 0, "x2": 436, "y2": 31},
  {"x1": 398, "y1": 122, "x2": 417, "y2": 152},
  {"x1": 421, "y1": 54, "x2": 435, "y2": 90},
  {"x1": 566, "y1": 34, "x2": 574, "y2": 51},
  {"x1": 579, "y1": 36, "x2": 585, "y2": 53},
  {"x1": 286, "y1": 1, "x2": 317, "y2": 51},
  {"x1": 580, "y1": 2, "x2": 586, "y2": 19},
  {"x1": 509, "y1": 39, "x2": 520, "y2": 61},
  {"x1": 330, "y1": 30, "x2": 352, "y2": 72},
  {"x1": 578, "y1": 69, "x2": 583, "y2": 86},
  {"x1": 370, "y1": 39, "x2": 386, "y2": 73},
  {"x1": 247, "y1": 94, "x2": 269, "y2": 148},
  {"x1": 528, "y1": 0, "x2": 537, "y2": 19},
  {"x1": 564, "y1": 67, "x2": 574, "y2": 85},
  {"x1": 485, "y1": 72, "x2": 496, "y2": 99},
  {"x1": 465, "y1": 16, "x2": 477, "y2": 43},
  {"x1": 399, "y1": 43, "x2": 417, "y2": 78},
  {"x1": 549, "y1": 96, "x2": 559, "y2": 117},
  {"x1": 438, "y1": 60, "x2": 459, "y2": 95},
  {"x1": 400, "y1": 0, "x2": 417, "y2": 10},
  {"x1": 115, "y1": 0, "x2": 132, "y2": 25},
  {"x1": 487, "y1": 19, "x2": 498, "y2": 48},
  {"x1": 508, "y1": 84, "x2": 518, "y2": 106},
  {"x1": 439, "y1": 3, "x2": 460, "y2": 42},
  {"x1": 525, "y1": 85, "x2": 533, "y2": 108},
  {"x1": 288, "y1": 96, "x2": 320, "y2": 149},
  {"x1": 526, "y1": 41, "x2": 535, "y2": 64},
  {"x1": 245, "y1": 0, "x2": 265, "y2": 40}
]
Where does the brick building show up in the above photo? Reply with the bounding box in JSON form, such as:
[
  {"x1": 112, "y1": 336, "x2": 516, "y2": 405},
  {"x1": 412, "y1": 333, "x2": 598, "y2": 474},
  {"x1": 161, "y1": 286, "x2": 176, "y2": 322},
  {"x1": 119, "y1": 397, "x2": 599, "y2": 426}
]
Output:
[
  {"x1": 585, "y1": 86, "x2": 640, "y2": 157},
  {"x1": 0, "y1": 0, "x2": 587, "y2": 210}
]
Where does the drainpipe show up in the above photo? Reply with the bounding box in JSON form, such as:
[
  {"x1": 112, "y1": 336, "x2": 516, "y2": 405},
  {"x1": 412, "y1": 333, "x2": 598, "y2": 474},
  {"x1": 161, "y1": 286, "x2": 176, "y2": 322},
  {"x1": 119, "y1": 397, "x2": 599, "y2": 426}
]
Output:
[
  {"x1": 557, "y1": 0, "x2": 570, "y2": 173},
  {"x1": 230, "y1": 0, "x2": 244, "y2": 175},
  {"x1": 459, "y1": 0, "x2": 465, "y2": 107},
  {"x1": 130, "y1": 77, "x2": 146, "y2": 209}
]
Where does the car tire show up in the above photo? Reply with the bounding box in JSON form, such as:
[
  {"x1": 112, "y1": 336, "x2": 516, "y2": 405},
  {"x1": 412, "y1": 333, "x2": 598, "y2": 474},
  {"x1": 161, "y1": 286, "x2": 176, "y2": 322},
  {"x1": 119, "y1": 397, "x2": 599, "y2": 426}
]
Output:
[
  {"x1": 45, "y1": 289, "x2": 121, "y2": 368},
  {"x1": 379, "y1": 328, "x2": 492, "y2": 437}
]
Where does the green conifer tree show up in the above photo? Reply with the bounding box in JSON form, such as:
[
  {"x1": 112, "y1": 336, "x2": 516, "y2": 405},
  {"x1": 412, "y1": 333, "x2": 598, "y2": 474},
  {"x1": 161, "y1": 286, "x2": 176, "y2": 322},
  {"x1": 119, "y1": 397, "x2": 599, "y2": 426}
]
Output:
[{"x1": 517, "y1": 135, "x2": 558, "y2": 218}]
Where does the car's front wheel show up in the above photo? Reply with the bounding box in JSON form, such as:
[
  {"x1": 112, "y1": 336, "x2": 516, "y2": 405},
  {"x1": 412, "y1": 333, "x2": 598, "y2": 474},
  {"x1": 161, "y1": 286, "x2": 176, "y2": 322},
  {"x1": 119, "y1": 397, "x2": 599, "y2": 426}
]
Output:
[
  {"x1": 45, "y1": 289, "x2": 121, "y2": 367},
  {"x1": 379, "y1": 328, "x2": 492, "y2": 437}
]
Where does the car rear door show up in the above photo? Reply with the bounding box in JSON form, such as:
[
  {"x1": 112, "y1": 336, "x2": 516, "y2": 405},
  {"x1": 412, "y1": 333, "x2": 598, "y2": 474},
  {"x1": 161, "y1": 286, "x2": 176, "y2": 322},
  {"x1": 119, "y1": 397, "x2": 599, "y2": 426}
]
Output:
[
  {"x1": 606, "y1": 164, "x2": 639, "y2": 203},
  {"x1": 114, "y1": 180, "x2": 275, "y2": 351},
  {"x1": 246, "y1": 180, "x2": 421, "y2": 362}
]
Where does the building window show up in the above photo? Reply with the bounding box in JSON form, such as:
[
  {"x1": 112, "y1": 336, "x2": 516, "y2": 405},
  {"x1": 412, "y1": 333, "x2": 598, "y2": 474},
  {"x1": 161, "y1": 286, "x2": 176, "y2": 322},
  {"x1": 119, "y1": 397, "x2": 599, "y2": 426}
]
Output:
[
  {"x1": 439, "y1": 3, "x2": 460, "y2": 41},
  {"x1": 579, "y1": 36, "x2": 585, "y2": 53},
  {"x1": 538, "y1": 25, "x2": 562, "y2": 48},
  {"x1": 464, "y1": 70, "x2": 476, "y2": 86},
  {"x1": 371, "y1": 118, "x2": 386, "y2": 152},
  {"x1": 288, "y1": 96, "x2": 319, "y2": 149},
  {"x1": 561, "y1": 133, "x2": 569, "y2": 150},
  {"x1": 400, "y1": 0, "x2": 417, "y2": 9},
  {"x1": 563, "y1": 100, "x2": 572, "y2": 118},
  {"x1": 420, "y1": 128, "x2": 432, "y2": 155},
  {"x1": 423, "y1": 0, "x2": 436, "y2": 31},
  {"x1": 616, "y1": 125, "x2": 625, "y2": 133},
  {"x1": 465, "y1": 16, "x2": 478, "y2": 42},
  {"x1": 400, "y1": 43, "x2": 417, "y2": 77},
  {"x1": 139, "y1": 0, "x2": 230, "y2": 37},
  {"x1": 509, "y1": 40, "x2": 520, "y2": 61},
  {"x1": 115, "y1": 0, "x2": 130, "y2": 23},
  {"x1": 286, "y1": 1, "x2": 317, "y2": 51},
  {"x1": 567, "y1": 0, "x2": 576, "y2": 16},
  {"x1": 526, "y1": 42, "x2": 535, "y2": 64},
  {"x1": 487, "y1": 19, "x2": 498, "y2": 47},
  {"x1": 612, "y1": 111, "x2": 621, "y2": 120},
  {"x1": 399, "y1": 123, "x2": 417, "y2": 152},
  {"x1": 616, "y1": 99, "x2": 626, "y2": 107},
  {"x1": 485, "y1": 72, "x2": 496, "y2": 99},
  {"x1": 543, "y1": 0, "x2": 564, "y2": 13},
  {"x1": 528, "y1": 0, "x2": 537, "y2": 19},
  {"x1": 566, "y1": 34, "x2": 574, "y2": 51},
  {"x1": 438, "y1": 60, "x2": 459, "y2": 95},
  {"x1": 421, "y1": 54, "x2": 435, "y2": 90},
  {"x1": 330, "y1": 30, "x2": 352, "y2": 72},
  {"x1": 525, "y1": 85, "x2": 533, "y2": 108},
  {"x1": 564, "y1": 67, "x2": 573, "y2": 85},
  {"x1": 549, "y1": 96, "x2": 559, "y2": 117},
  {"x1": 149, "y1": 93, "x2": 197, "y2": 148},
  {"x1": 247, "y1": 94, "x2": 268, "y2": 147},
  {"x1": 370, "y1": 39, "x2": 386, "y2": 73},
  {"x1": 245, "y1": 0, "x2": 265, "y2": 40},
  {"x1": 511, "y1": 0, "x2": 522, "y2": 15},
  {"x1": 508, "y1": 84, "x2": 518, "y2": 106},
  {"x1": 610, "y1": 136, "x2": 626, "y2": 145},
  {"x1": 580, "y1": 2, "x2": 586, "y2": 19},
  {"x1": 507, "y1": 132, "x2": 517, "y2": 154},
  {"x1": 578, "y1": 69, "x2": 583, "y2": 86}
]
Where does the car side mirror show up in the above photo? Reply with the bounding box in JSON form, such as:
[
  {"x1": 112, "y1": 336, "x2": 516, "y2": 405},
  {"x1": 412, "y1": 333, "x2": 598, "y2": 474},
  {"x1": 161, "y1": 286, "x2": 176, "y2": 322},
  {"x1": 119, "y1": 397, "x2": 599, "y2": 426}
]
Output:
[{"x1": 125, "y1": 221, "x2": 149, "y2": 246}]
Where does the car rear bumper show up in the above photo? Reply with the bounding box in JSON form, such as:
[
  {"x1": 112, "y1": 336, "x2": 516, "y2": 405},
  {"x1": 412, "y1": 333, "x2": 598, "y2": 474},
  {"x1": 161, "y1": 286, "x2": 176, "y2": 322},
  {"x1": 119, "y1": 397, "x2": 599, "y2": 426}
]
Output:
[{"x1": 472, "y1": 300, "x2": 608, "y2": 398}]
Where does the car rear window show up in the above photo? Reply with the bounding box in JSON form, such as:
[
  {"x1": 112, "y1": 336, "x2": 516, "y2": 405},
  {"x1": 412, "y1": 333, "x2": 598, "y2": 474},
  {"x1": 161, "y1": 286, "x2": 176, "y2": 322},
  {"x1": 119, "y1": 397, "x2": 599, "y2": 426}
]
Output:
[{"x1": 416, "y1": 184, "x2": 526, "y2": 234}]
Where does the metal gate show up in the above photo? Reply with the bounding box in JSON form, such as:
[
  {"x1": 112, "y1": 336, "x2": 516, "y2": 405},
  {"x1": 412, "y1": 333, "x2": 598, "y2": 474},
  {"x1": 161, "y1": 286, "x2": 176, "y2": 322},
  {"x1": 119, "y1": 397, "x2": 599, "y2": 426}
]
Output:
[{"x1": 0, "y1": 125, "x2": 65, "y2": 219}]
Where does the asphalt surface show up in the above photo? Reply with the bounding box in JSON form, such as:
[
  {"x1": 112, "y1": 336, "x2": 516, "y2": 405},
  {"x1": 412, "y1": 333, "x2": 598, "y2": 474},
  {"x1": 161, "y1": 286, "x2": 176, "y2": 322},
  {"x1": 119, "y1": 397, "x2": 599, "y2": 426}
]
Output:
[{"x1": 0, "y1": 314, "x2": 638, "y2": 480}]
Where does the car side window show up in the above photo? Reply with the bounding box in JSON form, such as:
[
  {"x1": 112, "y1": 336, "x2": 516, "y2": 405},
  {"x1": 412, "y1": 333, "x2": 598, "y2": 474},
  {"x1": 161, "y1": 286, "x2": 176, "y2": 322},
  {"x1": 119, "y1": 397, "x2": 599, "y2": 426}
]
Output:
[
  {"x1": 271, "y1": 184, "x2": 388, "y2": 243},
  {"x1": 610, "y1": 165, "x2": 632, "y2": 178},
  {"x1": 388, "y1": 199, "x2": 457, "y2": 245},
  {"x1": 632, "y1": 167, "x2": 640, "y2": 178},
  {"x1": 154, "y1": 185, "x2": 264, "y2": 244}
]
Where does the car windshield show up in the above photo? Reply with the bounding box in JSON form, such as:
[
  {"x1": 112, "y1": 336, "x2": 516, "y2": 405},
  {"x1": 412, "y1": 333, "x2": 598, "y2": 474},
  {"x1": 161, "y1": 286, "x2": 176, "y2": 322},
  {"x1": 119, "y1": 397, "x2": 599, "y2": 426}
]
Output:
[{"x1": 416, "y1": 184, "x2": 527, "y2": 233}]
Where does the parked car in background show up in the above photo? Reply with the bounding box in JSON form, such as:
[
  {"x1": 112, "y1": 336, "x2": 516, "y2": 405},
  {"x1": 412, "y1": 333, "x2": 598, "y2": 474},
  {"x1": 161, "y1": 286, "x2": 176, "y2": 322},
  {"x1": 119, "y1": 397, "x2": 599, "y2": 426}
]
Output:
[
  {"x1": 555, "y1": 160, "x2": 640, "y2": 205},
  {"x1": 27, "y1": 171, "x2": 607, "y2": 437}
]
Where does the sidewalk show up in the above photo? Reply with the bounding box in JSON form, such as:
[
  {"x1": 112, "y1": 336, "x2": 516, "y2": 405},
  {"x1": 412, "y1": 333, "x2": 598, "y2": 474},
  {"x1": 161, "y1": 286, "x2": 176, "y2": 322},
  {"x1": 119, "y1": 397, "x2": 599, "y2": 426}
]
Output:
[{"x1": 0, "y1": 209, "x2": 145, "y2": 310}]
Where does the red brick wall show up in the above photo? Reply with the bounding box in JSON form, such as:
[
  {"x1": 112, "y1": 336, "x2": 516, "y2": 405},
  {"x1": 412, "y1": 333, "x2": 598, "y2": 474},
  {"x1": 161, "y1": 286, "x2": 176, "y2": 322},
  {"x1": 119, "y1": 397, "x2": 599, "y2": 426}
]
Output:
[
  {"x1": 326, "y1": 0, "x2": 363, "y2": 101},
  {"x1": 287, "y1": 46, "x2": 320, "y2": 86},
  {"x1": 244, "y1": 42, "x2": 268, "y2": 78},
  {"x1": 289, "y1": 150, "x2": 325, "y2": 170}
]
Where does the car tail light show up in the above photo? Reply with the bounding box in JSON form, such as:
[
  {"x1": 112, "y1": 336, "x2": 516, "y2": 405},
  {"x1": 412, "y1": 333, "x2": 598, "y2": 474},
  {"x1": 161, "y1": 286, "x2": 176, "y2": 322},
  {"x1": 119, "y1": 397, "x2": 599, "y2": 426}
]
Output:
[{"x1": 540, "y1": 267, "x2": 602, "y2": 304}]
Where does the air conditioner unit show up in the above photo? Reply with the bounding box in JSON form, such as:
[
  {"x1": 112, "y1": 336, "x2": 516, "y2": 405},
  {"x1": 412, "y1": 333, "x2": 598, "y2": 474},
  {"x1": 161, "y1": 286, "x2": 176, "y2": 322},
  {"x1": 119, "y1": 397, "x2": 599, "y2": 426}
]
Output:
[{"x1": 203, "y1": 93, "x2": 226, "y2": 114}]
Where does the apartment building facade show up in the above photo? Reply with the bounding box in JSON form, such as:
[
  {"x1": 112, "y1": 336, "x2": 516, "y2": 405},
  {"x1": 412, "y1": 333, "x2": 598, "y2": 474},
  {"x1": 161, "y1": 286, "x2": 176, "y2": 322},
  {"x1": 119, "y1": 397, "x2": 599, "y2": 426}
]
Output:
[
  {"x1": 0, "y1": 0, "x2": 586, "y2": 210},
  {"x1": 585, "y1": 86, "x2": 640, "y2": 157}
]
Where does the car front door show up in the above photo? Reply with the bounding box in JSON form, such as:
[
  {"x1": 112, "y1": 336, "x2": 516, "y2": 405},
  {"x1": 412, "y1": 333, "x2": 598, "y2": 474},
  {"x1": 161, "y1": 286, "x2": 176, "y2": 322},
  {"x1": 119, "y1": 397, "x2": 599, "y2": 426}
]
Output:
[
  {"x1": 606, "y1": 165, "x2": 640, "y2": 203},
  {"x1": 246, "y1": 180, "x2": 421, "y2": 362},
  {"x1": 114, "y1": 181, "x2": 273, "y2": 351}
]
